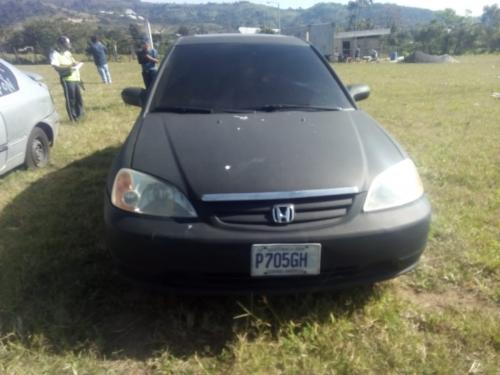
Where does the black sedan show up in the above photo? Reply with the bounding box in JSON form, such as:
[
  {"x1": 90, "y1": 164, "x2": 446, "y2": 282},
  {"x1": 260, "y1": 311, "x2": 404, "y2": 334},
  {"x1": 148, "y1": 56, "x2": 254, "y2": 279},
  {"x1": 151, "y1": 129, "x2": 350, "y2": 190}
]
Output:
[{"x1": 105, "y1": 34, "x2": 431, "y2": 293}]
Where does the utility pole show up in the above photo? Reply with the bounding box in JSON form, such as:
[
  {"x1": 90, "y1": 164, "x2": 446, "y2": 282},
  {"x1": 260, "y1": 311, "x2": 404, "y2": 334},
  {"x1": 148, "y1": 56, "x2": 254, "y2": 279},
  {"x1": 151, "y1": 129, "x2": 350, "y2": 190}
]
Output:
[
  {"x1": 145, "y1": 19, "x2": 153, "y2": 49},
  {"x1": 266, "y1": 1, "x2": 281, "y2": 33}
]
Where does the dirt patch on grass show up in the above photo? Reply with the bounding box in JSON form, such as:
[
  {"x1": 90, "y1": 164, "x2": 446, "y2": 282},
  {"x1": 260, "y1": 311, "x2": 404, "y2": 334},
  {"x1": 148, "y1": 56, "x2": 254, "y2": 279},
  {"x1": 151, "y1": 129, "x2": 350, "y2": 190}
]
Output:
[{"x1": 394, "y1": 283, "x2": 500, "y2": 317}]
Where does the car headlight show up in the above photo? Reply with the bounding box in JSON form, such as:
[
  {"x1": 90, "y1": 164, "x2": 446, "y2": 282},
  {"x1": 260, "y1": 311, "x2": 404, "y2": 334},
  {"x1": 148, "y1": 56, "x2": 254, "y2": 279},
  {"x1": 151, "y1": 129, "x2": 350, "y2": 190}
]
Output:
[
  {"x1": 111, "y1": 168, "x2": 197, "y2": 218},
  {"x1": 363, "y1": 159, "x2": 424, "y2": 212}
]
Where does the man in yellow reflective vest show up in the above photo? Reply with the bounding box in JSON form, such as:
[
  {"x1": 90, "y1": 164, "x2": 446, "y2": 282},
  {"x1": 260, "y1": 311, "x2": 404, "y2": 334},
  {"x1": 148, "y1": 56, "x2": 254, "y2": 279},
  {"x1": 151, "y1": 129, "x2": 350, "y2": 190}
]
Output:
[{"x1": 50, "y1": 36, "x2": 84, "y2": 122}]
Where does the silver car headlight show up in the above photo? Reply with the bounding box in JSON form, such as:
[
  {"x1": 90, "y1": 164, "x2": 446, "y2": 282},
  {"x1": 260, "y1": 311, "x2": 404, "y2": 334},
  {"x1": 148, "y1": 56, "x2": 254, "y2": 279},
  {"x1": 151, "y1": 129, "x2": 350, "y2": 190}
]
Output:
[
  {"x1": 111, "y1": 168, "x2": 197, "y2": 218},
  {"x1": 363, "y1": 159, "x2": 424, "y2": 212}
]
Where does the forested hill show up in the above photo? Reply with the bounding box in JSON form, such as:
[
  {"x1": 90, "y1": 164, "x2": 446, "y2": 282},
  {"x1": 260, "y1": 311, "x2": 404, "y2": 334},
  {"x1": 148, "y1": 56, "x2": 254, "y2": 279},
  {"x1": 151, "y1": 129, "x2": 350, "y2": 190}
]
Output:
[{"x1": 1, "y1": 0, "x2": 436, "y2": 30}]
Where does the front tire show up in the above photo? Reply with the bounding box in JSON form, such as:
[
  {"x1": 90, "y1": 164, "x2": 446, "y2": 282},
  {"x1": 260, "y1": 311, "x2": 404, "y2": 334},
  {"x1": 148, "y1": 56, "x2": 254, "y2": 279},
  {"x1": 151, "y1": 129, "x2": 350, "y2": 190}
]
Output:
[{"x1": 25, "y1": 127, "x2": 50, "y2": 168}]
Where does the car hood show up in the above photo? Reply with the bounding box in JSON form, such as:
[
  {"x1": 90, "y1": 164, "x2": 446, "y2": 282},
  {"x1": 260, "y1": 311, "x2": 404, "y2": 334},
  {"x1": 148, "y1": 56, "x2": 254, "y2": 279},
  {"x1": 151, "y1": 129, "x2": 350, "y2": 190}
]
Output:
[
  {"x1": 132, "y1": 111, "x2": 405, "y2": 199},
  {"x1": 22, "y1": 71, "x2": 44, "y2": 83}
]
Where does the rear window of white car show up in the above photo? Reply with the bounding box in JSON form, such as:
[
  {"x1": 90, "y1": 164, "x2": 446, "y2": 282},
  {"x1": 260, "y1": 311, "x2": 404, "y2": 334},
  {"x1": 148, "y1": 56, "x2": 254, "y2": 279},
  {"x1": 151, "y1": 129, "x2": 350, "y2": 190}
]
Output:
[{"x1": 0, "y1": 62, "x2": 19, "y2": 97}]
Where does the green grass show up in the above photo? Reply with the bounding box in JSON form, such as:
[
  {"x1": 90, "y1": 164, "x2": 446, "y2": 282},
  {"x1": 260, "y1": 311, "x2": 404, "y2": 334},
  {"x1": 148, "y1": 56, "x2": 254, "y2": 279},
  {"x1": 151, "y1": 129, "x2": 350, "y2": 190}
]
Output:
[{"x1": 0, "y1": 56, "x2": 499, "y2": 374}]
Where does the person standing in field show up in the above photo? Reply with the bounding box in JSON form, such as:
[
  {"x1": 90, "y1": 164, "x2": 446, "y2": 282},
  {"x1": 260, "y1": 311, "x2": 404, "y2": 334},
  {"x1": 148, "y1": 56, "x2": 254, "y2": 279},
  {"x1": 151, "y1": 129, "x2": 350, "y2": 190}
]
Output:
[
  {"x1": 50, "y1": 36, "x2": 84, "y2": 122},
  {"x1": 87, "y1": 36, "x2": 112, "y2": 84},
  {"x1": 137, "y1": 40, "x2": 159, "y2": 90}
]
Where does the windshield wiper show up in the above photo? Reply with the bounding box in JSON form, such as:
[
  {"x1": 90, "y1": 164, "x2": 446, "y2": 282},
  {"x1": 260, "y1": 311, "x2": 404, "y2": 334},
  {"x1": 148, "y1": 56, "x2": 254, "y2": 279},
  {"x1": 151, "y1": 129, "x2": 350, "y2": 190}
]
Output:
[
  {"x1": 217, "y1": 108, "x2": 255, "y2": 114},
  {"x1": 154, "y1": 105, "x2": 346, "y2": 114},
  {"x1": 154, "y1": 106, "x2": 213, "y2": 114},
  {"x1": 243, "y1": 104, "x2": 346, "y2": 112}
]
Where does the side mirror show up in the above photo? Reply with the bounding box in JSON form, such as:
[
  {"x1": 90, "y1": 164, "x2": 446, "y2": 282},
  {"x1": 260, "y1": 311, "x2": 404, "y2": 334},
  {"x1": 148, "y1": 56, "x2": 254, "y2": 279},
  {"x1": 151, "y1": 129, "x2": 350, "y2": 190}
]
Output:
[
  {"x1": 121, "y1": 87, "x2": 147, "y2": 107},
  {"x1": 347, "y1": 84, "x2": 370, "y2": 102}
]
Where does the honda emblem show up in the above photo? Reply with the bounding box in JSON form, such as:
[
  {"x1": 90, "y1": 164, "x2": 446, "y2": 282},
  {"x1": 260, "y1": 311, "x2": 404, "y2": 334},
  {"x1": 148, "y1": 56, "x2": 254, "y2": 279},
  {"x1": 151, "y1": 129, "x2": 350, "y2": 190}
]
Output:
[{"x1": 272, "y1": 204, "x2": 295, "y2": 224}]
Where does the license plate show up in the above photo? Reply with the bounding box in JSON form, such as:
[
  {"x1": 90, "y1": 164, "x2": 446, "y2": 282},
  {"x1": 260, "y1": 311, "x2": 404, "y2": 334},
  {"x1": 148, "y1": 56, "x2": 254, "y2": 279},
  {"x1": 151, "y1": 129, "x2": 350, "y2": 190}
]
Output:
[{"x1": 251, "y1": 243, "x2": 321, "y2": 277}]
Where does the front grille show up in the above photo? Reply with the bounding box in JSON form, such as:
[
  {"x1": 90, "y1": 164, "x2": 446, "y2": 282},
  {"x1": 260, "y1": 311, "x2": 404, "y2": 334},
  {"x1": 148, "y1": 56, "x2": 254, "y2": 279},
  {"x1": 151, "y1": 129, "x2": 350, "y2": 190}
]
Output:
[{"x1": 203, "y1": 195, "x2": 355, "y2": 226}]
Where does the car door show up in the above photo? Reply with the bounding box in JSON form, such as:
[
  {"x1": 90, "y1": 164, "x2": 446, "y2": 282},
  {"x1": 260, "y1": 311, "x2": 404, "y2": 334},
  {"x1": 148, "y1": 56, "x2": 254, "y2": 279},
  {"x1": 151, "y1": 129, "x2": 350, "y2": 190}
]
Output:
[
  {"x1": 0, "y1": 113, "x2": 6, "y2": 171},
  {"x1": 0, "y1": 61, "x2": 24, "y2": 172}
]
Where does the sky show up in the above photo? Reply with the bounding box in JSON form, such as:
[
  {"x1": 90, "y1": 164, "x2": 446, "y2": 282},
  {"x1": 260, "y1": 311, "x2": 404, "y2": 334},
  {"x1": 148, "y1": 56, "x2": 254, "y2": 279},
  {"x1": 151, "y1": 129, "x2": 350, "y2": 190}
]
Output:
[{"x1": 143, "y1": 0, "x2": 498, "y2": 16}]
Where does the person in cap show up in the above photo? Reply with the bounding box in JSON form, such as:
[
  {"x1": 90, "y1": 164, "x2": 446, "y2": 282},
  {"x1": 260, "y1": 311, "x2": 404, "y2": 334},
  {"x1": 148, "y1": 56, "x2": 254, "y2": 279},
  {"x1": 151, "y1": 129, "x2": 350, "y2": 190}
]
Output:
[
  {"x1": 136, "y1": 40, "x2": 159, "y2": 90},
  {"x1": 50, "y1": 36, "x2": 84, "y2": 122},
  {"x1": 87, "y1": 35, "x2": 112, "y2": 84}
]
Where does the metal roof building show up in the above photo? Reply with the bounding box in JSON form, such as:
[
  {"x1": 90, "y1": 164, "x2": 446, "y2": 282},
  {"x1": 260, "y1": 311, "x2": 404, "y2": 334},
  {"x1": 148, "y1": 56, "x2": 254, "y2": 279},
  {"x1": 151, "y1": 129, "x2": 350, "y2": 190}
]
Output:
[{"x1": 334, "y1": 28, "x2": 391, "y2": 59}]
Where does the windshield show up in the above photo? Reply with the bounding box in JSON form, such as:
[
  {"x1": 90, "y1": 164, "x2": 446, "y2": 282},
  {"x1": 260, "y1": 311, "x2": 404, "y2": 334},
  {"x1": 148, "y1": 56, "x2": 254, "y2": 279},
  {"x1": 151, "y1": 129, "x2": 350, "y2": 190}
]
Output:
[{"x1": 151, "y1": 43, "x2": 353, "y2": 112}]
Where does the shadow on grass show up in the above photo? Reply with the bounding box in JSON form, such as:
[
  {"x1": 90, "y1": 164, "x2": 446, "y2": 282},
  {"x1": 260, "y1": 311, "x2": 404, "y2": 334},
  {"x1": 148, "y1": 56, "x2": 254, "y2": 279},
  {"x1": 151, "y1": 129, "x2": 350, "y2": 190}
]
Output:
[{"x1": 0, "y1": 148, "x2": 379, "y2": 360}]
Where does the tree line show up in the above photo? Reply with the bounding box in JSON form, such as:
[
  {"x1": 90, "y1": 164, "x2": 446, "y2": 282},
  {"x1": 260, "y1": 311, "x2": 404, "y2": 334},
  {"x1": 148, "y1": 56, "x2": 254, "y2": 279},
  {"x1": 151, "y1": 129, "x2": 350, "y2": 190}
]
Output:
[{"x1": 387, "y1": 5, "x2": 500, "y2": 55}]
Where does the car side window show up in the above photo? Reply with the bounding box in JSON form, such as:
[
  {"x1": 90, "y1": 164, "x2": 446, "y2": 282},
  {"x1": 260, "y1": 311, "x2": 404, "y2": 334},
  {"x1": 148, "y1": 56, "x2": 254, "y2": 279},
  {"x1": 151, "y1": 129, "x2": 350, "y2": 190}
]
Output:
[{"x1": 0, "y1": 63, "x2": 19, "y2": 98}]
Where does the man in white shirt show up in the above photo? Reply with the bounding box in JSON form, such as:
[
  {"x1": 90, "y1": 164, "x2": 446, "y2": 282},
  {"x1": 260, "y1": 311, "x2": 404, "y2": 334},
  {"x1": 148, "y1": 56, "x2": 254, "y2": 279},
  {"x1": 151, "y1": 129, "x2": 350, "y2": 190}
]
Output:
[{"x1": 50, "y1": 36, "x2": 84, "y2": 122}]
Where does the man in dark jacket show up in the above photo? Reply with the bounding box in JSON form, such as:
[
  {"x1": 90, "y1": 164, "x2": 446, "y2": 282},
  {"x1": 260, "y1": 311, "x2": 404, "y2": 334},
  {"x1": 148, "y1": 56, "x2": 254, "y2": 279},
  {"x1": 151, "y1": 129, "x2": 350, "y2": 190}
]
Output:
[
  {"x1": 137, "y1": 40, "x2": 159, "y2": 90},
  {"x1": 87, "y1": 36, "x2": 112, "y2": 84}
]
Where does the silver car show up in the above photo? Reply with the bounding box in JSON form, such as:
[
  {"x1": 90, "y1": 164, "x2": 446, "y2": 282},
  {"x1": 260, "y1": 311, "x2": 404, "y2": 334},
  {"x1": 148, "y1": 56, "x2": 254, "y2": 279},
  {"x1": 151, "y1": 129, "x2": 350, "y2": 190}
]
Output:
[{"x1": 0, "y1": 59, "x2": 59, "y2": 176}]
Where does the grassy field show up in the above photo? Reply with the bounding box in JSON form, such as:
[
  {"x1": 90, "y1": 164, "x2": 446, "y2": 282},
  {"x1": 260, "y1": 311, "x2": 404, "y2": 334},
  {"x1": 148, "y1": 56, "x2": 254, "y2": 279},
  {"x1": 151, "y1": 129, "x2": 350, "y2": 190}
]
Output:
[{"x1": 0, "y1": 55, "x2": 499, "y2": 374}]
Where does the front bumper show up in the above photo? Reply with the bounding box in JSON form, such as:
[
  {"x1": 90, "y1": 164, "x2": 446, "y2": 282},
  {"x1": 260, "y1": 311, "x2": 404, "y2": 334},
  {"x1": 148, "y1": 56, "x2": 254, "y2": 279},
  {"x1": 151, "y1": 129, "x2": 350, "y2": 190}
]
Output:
[{"x1": 104, "y1": 195, "x2": 431, "y2": 293}]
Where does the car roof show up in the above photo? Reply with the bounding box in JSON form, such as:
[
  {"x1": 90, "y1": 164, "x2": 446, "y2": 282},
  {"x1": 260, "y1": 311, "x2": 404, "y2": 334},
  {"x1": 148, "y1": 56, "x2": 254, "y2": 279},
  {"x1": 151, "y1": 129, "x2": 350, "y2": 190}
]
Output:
[{"x1": 176, "y1": 33, "x2": 308, "y2": 47}]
